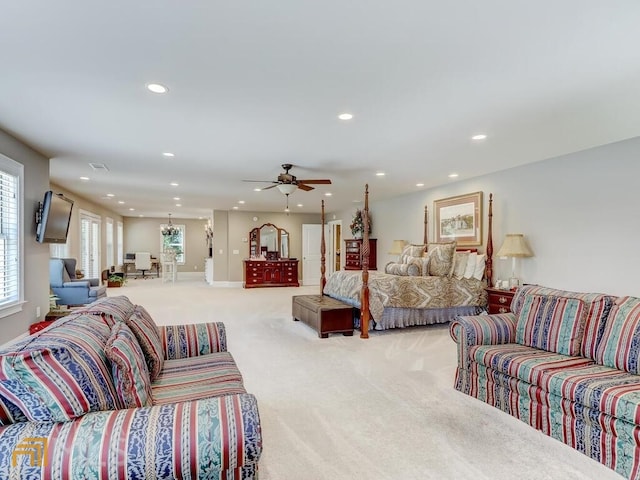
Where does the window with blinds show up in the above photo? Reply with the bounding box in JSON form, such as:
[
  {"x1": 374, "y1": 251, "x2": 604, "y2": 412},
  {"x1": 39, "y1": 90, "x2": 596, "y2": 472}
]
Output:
[{"x1": 0, "y1": 154, "x2": 23, "y2": 317}]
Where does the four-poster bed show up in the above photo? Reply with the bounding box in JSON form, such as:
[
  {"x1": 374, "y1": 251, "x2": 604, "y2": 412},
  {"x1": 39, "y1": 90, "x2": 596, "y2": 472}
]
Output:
[{"x1": 320, "y1": 186, "x2": 494, "y2": 336}]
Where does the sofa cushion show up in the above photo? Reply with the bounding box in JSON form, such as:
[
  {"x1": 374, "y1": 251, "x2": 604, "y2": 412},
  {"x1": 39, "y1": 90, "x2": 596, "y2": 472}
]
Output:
[
  {"x1": 74, "y1": 295, "x2": 136, "y2": 327},
  {"x1": 105, "y1": 322, "x2": 153, "y2": 408},
  {"x1": 595, "y1": 296, "x2": 640, "y2": 374},
  {"x1": 151, "y1": 352, "x2": 245, "y2": 405},
  {"x1": 515, "y1": 294, "x2": 587, "y2": 356},
  {"x1": 511, "y1": 285, "x2": 614, "y2": 360},
  {"x1": 124, "y1": 306, "x2": 165, "y2": 381},
  {"x1": 0, "y1": 314, "x2": 120, "y2": 422},
  {"x1": 426, "y1": 242, "x2": 456, "y2": 276}
]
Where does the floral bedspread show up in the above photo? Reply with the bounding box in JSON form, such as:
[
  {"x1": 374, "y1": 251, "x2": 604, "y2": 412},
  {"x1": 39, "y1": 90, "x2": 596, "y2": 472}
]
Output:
[{"x1": 323, "y1": 271, "x2": 486, "y2": 320}]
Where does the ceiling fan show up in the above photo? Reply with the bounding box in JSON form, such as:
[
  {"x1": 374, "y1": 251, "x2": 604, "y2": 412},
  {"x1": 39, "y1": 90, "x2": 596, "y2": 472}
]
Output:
[{"x1": 243, "y1": 164, "x2": 332, "y2": 194}]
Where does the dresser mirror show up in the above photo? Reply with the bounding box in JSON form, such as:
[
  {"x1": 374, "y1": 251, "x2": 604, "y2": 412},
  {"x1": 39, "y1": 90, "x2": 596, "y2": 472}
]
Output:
[{"x1": 249, "y1": 223, "x2": 290, "y2": 259}]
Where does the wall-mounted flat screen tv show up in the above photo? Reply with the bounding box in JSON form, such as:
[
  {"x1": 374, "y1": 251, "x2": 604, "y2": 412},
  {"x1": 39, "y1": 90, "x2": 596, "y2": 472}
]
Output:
[{"x1": 35, "y1": 191, "x2": 74, "y2": 244}]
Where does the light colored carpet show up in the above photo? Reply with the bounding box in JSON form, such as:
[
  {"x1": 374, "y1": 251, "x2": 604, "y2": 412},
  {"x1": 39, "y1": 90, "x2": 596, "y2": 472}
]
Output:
[{"x1": 117, "y1": 275, "x2": 624, "y2": 480}]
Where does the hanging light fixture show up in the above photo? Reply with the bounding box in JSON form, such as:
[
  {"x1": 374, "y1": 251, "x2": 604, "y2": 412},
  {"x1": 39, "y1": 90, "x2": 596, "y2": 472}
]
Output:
[{"x1": 161, "y1": 213, "x2": 178, "y2": 236}]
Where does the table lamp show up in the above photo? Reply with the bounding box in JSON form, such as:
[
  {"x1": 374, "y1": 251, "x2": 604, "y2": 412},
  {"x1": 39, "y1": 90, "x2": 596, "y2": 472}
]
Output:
[
  {"x1": 388, "y1": 240, "x2": 407, "y2": 258},
  {"x1": 496, "y1": 233, "x2": 533, "y2": 290}
]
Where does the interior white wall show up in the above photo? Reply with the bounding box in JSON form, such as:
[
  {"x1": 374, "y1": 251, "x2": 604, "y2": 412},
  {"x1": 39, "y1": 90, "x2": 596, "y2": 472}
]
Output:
[
  {"x1": 0, "y1": 130, "x2": 51, "y2": 344},
  {"x1": 353, "y1": 136, "x2": 640, "y2": 297}
]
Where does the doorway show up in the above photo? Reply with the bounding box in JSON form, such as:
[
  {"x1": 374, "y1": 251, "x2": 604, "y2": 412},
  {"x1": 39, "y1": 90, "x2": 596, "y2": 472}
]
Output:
[{"x1": 79, "y1": 210, "x2": 101, "y2": 278}]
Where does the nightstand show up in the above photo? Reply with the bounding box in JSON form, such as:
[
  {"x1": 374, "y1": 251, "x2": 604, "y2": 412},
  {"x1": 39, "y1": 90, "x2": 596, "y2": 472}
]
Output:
[{"x1": 485, "y1": 288, "x2": 515, "y2": 314}]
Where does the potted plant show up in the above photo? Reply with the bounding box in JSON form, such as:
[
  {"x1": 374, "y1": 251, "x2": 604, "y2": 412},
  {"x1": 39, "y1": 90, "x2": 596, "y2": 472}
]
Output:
[{"x1": 107, "y1": 274, "x2": 126, "y2": 287}]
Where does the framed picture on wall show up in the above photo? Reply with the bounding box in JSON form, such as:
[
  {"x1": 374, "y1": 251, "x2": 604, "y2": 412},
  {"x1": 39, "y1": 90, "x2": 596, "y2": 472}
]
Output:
[{"x1": 434, "y1": 191, "x2": 483, "y2": 246}]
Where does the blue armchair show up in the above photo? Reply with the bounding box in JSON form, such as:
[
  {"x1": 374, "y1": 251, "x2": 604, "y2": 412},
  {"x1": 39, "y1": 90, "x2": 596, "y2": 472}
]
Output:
[{"x1": 49, "y1": 258, "x2": 107, "y2": 305}]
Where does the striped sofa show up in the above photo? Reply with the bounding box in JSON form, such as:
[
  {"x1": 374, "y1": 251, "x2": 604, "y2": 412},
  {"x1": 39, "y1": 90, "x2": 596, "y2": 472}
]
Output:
[
  {"x1": 450, "y1": 285, "x2": 640, "y2": 479},
  {"x1": 0, "y1": 296, "x2": 262, "y2": 479}
]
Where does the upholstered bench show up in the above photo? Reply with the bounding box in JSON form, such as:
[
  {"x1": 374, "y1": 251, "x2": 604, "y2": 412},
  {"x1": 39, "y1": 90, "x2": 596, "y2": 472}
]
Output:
[{"x1": 292, "y1": 294, "x2": 354, "y2": 338}]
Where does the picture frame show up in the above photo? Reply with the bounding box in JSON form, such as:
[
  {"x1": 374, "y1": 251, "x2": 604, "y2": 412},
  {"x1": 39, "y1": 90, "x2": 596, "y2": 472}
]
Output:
[{"x1": 434, "y1": 191, "x2": 483, "y2": 246}]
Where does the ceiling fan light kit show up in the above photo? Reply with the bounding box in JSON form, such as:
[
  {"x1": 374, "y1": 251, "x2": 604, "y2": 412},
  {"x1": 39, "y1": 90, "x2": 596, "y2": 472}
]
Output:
[{"x1": 243, "y1": 163, "x2": 331, "y2": 195}]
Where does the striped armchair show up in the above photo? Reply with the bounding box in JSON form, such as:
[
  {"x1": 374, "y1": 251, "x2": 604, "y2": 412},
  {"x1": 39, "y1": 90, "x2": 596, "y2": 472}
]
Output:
[
  {"x1": 0, "y1": 296, "x2": 262, "y2": 479},
  {"x1": 450, "y1": 285, "x2": 640, "y2": 480}
]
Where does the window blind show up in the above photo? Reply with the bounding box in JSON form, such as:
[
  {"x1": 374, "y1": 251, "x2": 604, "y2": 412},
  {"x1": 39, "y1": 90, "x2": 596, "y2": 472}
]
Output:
[{"x1": 0, "y1": 168, "x2": 19, "y2": 307}]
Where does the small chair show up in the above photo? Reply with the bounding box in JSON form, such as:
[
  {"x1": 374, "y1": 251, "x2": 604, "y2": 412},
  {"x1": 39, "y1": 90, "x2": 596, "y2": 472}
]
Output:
[
  {"x1": 135, "y1": 252, "x2": 152, "y2": 279},
  {"x1": 160, "y1": 251, "x2": 177, "y2": 283}
]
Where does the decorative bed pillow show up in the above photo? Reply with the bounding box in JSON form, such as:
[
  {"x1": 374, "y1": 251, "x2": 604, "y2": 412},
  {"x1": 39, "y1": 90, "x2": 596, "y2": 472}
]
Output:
[
  {"x1": 426, "y1": 242, "x2": 456, "y2": 276},
  {"x1": 384, "y1": 262, "x2": 420, "y2": 276},
  {"x1": 125, "y1": 306, "x2": 165, "y2": 380},
  {"x1": 473, "y1": 254, "x2": 486, "y2": 281},
  {"x1": 515, "y1": 294, "x2": 587, "y2": 356},
  {"x1": 407, "y1": 256, "x2": 430, "y2": 276},
  {"x1": 105, "y1": 322, "x2": 153, "y2": 408},
  {"x1": 399, "y1": 244, "x2": 425, "y2": 264},
  {"x1": 452, "y1": 252, "x2": 470, "y2": 279},
  {"x1": 463, "y1": 252, "x2": 477, "y2": 279},
  {"x1": 595, "y1": 296, "x2": 640, "y2": 374}
]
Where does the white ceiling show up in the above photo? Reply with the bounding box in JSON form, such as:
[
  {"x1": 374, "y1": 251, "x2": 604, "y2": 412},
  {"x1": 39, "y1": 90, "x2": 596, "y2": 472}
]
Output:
[{"x1": 2, "y1": 1, "x2": 640, "y2": 218}]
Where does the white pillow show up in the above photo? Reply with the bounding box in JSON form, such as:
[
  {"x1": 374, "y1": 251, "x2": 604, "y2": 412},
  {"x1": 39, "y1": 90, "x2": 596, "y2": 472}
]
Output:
[
  {"x1": 463, "y1": 252, "x2": 477, "y2": 279},
  {"x1": 452, "y1": 252, "x2": 469, "y2": 279},
  {"x1": 473, "y1": 254, "x2": 486, "y2": 280}
]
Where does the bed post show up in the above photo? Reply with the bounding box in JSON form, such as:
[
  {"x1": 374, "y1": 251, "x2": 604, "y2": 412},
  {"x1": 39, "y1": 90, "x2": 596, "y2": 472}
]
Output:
[
  {"x1": 423, "y1": 205, "x2": 428, "y2": 246},
  {"x1": 320, "y1": 199, "x2": 326, "y2": 295},
  {"x1": 485, "y1": 193, "x2": 494, "y2": 287},
  {"x1": 360, "y1": 184, "x2": 370, "y2": 339}
]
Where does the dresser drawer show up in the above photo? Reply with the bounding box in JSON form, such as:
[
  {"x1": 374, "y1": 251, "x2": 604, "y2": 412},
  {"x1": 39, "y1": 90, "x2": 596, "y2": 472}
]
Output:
[{"x1": 485, "y1": 288, "x2": 515, "y2": 314}]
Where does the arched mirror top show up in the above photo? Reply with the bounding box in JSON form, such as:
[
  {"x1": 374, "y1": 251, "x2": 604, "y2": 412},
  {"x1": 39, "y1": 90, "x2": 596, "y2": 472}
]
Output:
[{"x1": 249, "y1": 223, "x2": 290, "y2": 260}]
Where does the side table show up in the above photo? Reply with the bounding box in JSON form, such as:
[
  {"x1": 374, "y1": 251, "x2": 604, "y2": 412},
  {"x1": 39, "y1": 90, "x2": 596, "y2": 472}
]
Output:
[{"x1": 485, "y1": 288, "x2": 515, "y2": 314}]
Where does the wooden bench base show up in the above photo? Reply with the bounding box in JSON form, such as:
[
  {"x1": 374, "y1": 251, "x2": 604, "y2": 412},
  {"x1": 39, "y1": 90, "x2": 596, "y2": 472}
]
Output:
[{"x1": 292, "y1": 295, "x2": 354, "y2": 338}]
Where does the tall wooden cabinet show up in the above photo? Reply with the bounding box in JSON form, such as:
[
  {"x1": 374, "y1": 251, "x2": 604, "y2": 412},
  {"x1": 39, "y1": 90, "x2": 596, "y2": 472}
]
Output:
[
  {"x1": 344, "y1": 239, "x2": 377, "y2": 270},
  {"x1": 243, "y1": 259, "x2": 299, "y2": 288}
]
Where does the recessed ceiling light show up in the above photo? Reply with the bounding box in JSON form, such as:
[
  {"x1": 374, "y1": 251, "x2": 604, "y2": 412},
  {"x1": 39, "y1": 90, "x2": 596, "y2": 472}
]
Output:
[
  {"x1": 253, "y1": 188, "x2": 262, "y2": 192},
  {"x1": 297, "y1": 204, "x2": 303, "y2": 207},
  {"x1": 175, "y1": 204, "x2": 181, "y2": 207},
  {"x1": 170, "y1": 182, "x2": 179, "y2": 187},
  {"x1": 129, "y1": 208, "x2": 135, "y2": 211},
  {"x1": 106, "y1": 193, "x2": 115, "y2": 197},
  {"x1": 238, "y1": 200, "x2": 245, "y2": 204},
  {"x1": 232, "y1": 206, "x2": 238, "y2": 210},
  {"x1": 448, "y1": 173, "x2": 459, "y2": 178},
  {"x1": 80, "y1": 176, "x2": 90, "y2": 181},
  {"x1": 147, "y1": 83, "x2": 168, "y2": 94},
  {"x1": 416, "y1": 183, "x2": 424, "y2": 187},
  {"x1": 118, "y1": 201, "x2": 125, "y2": 204},
  {"x1": 173, "y1": 197, "x2": 180, "y2": 201},
  {"x1": 139, "y1": 214, "x2": 144, "y2": 217},
  {"x1": 376, "y1": 172, "x2": 385, "y2": 177},
  {"x1": 162, "y1": 152, "x2": 175, "y2": 157},
  {"x1": 324, "y1": 192, "x2": 332, "y2": 196},
  {"x1": 338, "y1": 113, "x2": 353, "y2": 120},
  {"x1": 471, "y1": 134, "x2": 487, "y2": 141}
]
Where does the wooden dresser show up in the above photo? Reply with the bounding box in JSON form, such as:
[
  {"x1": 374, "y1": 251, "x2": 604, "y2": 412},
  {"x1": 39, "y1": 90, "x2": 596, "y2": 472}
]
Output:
[
  {"x1": 344, "y1": 239, "x2": 377, "y2": 270},
  {"x1": 485, "y1": 287, "x2": 515, "y2": 314},
  {"x1": 243, "y1": 259, "x2": 299, "y2": 288}
]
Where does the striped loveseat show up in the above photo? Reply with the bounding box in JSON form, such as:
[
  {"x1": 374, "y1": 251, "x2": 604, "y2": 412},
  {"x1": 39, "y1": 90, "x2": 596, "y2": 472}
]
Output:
[
  {"x1": 450, "y1": 285, "x2": 640, "y2": 479},
  {"x1": 0, "y1": 296, "x2": 261, "y2": 479}
]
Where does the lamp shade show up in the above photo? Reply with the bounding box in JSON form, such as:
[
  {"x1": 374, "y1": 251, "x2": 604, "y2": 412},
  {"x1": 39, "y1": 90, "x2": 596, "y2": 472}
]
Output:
[
  {"x1": 389, "y1": 240, "x2": 407, "y2": 255},
  {"x1": 276, "y1": 183, "x2": 297, "y2": 195},
  {"x1": 496, "y1": 234, "x2": 533, "y2": 258}
]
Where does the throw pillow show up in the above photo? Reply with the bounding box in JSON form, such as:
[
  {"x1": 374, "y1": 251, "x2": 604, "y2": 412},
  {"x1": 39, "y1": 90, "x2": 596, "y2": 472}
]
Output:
[
  {"x1": 426, "y1": 242, "x2": 456, "y2": 276},
  {"x1": 452, "y1": 252, "x2": 470, "y2": 279},
  {"x1": 463, "y1": 252, "x2": 477, "y2": 279},
  {"x1": 515, "y1": 294, "x2": 587, "y2": 357},
  {"x1": 105, "y1": 322, "x2": 153, "y2": 408},
  {"x1": 399, "y1": 244, "x2": 425, "y2": 264},
  {"x1": 595, "y1": 296, "x2": 640, "y2": 374},
  {"x1": 384, "y1": 262, "x2": 420, "y2": 276},
  {"x1": 407, "y1": 256, "x2": 430, "y2": 276},
  {"x1": 125, "y1": 306, "x2": 165, "y2": 380},
  {"x1": 473, "y1": 254, "x2": 486, "y2": 281}
]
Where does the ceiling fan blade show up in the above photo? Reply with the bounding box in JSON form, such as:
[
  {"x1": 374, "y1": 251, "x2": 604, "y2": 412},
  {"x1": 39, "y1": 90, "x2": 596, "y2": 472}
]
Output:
[
  {"x1": 242, "y1": 180, "x2": 278, "y2": 183},
  {"x1": 260, "y1": 184, "x2": 279, "y2": 190},
  {"x1": 297, "y1": 183, "x2": 314, "y2": 192},
  {"x1": 296, "y1": 179, "x2": 331, "y2": 185}
]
